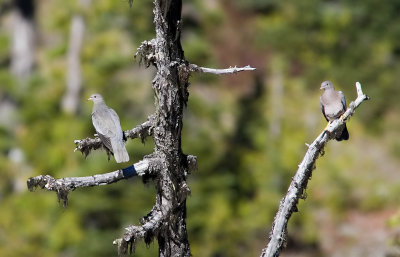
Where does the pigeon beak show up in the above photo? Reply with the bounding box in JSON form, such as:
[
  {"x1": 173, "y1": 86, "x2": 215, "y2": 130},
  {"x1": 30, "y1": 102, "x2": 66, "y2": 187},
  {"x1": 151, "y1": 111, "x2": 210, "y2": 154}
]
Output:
[{"x1": 87, "y1": 97, "x2": 92, "y2": 101}]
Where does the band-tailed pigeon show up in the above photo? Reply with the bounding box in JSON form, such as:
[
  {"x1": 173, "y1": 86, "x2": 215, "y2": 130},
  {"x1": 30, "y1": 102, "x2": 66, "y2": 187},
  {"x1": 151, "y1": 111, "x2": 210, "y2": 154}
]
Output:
[
  {"x1": 88, "y1": 94, "x2": 129, "y2": 163},
  {"x1": 320, "y1": 81, "x2": 349, "y2": 141}
]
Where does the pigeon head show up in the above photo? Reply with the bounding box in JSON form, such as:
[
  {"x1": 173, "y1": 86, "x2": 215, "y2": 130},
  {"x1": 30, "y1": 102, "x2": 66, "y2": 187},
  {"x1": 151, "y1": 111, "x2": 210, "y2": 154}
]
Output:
[
  {"x1": 320, "y1": 81, "x2": 334, "y2": 90},
  {"x1": 88, "y1": 94, "x2": 104, "y2": 103}
]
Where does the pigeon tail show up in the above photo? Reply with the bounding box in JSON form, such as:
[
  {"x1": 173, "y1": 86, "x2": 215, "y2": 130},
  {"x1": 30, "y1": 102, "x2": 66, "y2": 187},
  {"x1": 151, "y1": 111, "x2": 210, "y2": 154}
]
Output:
[
  {"x1": 111, "y1": 139, "x2": 129, "y2": 163},
  {"x1": 336, "y1": 124, "x2": 349, "y2": 141}
]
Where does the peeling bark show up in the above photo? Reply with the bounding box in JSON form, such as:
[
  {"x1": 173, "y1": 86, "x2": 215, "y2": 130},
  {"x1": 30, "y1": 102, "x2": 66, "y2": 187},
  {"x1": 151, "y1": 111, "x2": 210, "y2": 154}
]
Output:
[{"x1": 137, "y1": 0, "x2": 190, "y2": 255}]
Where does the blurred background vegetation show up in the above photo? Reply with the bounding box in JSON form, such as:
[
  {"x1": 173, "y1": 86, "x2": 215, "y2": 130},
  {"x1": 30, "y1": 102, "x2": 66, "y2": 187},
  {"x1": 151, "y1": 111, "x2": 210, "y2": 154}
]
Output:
[{"x1": 0, "y1": 0, "x2": 400, "y2": 256}]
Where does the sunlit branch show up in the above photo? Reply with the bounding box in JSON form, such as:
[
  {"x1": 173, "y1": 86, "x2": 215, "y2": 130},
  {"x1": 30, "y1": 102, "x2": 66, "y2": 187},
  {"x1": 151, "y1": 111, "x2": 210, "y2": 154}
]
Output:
[
  {"x1": 27, "y1": 159, "x2": 154, "y2": 207},
  {"x1": 189, "y1": 64, "x2": 256, "y2": 75},
  {"x1": 261, "y1": 82, "x2": 370, "y2": 257}
]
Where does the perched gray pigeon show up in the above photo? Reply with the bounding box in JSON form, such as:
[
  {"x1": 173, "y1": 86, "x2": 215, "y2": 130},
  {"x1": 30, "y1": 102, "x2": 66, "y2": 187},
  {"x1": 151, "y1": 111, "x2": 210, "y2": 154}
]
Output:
[
  {"x1": 88, "y1": 94, "x2": 129, "y2": 163},
  {"x1": 320, "y1": 81, "x2": 349, "y2": 141}
]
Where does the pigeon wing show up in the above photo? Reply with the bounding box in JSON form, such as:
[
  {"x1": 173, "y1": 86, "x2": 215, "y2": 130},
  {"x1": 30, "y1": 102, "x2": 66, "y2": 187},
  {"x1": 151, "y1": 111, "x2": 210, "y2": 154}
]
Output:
[
  {"x1": 320, "y1": 97, "x2": 329, "y2": 122},
  {"x1": 339, "y1": 91, "x2": 346, "y2": 111},
  {"x1": 92, "y1": 108, "x2": 120, "y2": 151}
]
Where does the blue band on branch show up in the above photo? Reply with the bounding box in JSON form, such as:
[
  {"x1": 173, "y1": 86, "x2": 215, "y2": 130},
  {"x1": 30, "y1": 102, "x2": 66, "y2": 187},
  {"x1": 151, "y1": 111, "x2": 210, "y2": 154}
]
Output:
[{"x1": 122, "y1": 165, "x2": 137, "y2": 178}]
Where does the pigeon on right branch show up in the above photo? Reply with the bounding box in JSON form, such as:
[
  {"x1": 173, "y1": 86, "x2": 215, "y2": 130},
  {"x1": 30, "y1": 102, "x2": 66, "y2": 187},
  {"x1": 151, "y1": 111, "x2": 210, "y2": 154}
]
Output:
[{"x1": 320, "y1": 81, "x2": 349, "y2": 141}]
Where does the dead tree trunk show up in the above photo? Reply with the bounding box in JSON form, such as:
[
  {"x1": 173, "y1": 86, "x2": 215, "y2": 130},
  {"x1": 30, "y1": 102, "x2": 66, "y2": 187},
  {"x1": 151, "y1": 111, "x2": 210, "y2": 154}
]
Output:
[
  {"x1": 146, "y1": 0, "x2": 190, "y2": 255},
  {"x1": 27, "y1": 0, "x2": 255, "y2": 256}
]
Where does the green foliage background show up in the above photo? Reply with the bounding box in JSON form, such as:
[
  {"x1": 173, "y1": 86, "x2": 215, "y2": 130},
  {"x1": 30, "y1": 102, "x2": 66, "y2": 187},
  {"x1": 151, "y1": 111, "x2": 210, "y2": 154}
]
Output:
[{"x1": 0, "y1": 0, "x2": 399, "y2": 256}]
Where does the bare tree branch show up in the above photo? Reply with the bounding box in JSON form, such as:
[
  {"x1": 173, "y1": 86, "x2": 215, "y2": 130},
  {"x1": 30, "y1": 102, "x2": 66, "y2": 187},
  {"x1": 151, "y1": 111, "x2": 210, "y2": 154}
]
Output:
[
  {"x1": 124, "y1": 115, "x2": 155, "y2": 141},
  {"x1": 261, "y1": 82, "x2": 370, "y2": 257},
  {"x1": 189, "y1": 63, "x2": 256, "y2": 75},
  {"x1": 118, "y1": 208, "x2": 168, "y2": 253},
  {"x1": 74, "y1": 117, "x2": 154, "y2": 157},
  {"x1": 27, "y1": 159, "x2": 155, "y2": 207}
]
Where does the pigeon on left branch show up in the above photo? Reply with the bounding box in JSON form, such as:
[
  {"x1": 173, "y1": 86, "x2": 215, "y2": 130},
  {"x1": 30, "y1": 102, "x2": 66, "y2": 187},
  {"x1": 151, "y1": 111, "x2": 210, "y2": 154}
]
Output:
[{"x1": 88, "y1": 94, "x2": 129, "y2": 163}]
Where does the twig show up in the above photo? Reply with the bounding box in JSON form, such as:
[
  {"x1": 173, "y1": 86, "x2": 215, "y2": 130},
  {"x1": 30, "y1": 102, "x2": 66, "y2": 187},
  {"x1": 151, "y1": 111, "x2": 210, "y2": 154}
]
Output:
[
  {"x1": 261, "y1": 82, "x2": 369, "y2": 257},
  {"x1": 189, "y1": 63, "x2": 256, "y2": 75},
  {"x1": 27, "y1": 159, "x2": 154, "y2": 207}
]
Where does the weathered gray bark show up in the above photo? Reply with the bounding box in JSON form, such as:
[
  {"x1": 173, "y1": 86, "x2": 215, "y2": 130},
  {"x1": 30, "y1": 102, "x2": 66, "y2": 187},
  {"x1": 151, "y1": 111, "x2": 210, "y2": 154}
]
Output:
[
  {"x1": 133, "y1": 0, "x2": 190, "y2": 255},
  {"x1": 261, "y1": 82, "x2": 370, "y2": 257},
  {"x1": 61, "y1": 0, "x2": 91, "y2": 114},
  {"x1": 10, "y1": 0, "x2": 35, "y2": 79}
]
